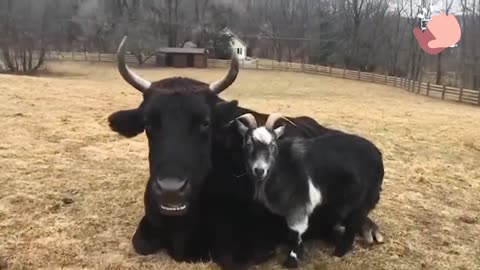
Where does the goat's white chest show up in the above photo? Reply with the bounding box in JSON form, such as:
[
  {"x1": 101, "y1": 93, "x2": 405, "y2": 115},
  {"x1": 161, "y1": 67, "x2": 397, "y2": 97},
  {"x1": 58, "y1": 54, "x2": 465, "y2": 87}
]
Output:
[
  {"x1": 255, "y1": 176, "x2": 323, "y2": 217},
  {"x1": 306, "y1": 178, "x2": 322, "y2": 214}
]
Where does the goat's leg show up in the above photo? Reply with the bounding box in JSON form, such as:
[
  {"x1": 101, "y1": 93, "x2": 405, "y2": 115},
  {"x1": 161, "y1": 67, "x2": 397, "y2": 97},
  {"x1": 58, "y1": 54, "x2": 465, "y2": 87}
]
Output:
[
  {"x1": 283, "y1": 215, "x2": 309, "y2": 269},
  {"x1": 333, "y1": 210, "x2": 367, "y2": 257}
]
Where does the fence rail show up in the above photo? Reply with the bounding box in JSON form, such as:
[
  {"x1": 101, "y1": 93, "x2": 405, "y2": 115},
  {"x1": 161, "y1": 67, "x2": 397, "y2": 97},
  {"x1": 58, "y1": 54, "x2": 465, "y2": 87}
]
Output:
[
  {"x1": 42, "y1": 51, "x2": 479, "y2": 107},
  {"x1": 208, "y1": 59, "x2": 480, "y2": 106}
]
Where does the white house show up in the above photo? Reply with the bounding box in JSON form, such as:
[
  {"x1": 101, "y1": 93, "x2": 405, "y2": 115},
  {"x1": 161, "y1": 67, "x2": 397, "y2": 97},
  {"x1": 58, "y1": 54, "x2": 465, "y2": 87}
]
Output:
[{"x1": 222, "y1": 27, "x2": 247, "y2": 60}]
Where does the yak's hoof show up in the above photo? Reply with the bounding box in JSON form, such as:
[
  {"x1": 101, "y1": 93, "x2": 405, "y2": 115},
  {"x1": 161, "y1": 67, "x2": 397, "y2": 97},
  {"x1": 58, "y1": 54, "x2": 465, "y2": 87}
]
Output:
[
  {"x1": 252, "y1": 248, "x2": 276, "y2": 264},
  {"x1": 132, "y1": 231, "x2": 160, "y2": 255},
  {"x1": 217, "y1": 254, "x2": 248, "y2": 270}
]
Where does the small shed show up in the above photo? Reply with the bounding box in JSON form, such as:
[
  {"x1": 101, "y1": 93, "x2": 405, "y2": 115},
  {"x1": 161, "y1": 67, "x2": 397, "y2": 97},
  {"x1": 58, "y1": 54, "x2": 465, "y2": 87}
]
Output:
[{"x1": 155, "y1": 47, "x2": 208, "y2": 68}]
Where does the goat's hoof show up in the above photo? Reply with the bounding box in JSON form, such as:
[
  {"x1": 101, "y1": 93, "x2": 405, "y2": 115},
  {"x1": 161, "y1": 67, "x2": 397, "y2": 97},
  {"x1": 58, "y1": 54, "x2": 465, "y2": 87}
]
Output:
[
  {"x1": 282, "y1": 256, "x2": 299, "y2": 269},
  {"x1": 373, "y1": 230, "x2": 384, "y2": 244}
]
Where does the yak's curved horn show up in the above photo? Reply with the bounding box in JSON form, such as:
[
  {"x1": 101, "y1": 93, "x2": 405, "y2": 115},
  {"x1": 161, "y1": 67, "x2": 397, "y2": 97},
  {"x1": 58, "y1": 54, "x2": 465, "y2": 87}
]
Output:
[
  {"x1": 235, "y1": 113, "x2": 258, "y2": 129},
  {"x1": 209, "y1": 45, "x2": 240, "y2": 94},
  {"x1": 117, "y1": 36, "x2": 151, "y2": 93},
  {"x1": 264, "y1": 113, "x2": 297, "y2": 131}
]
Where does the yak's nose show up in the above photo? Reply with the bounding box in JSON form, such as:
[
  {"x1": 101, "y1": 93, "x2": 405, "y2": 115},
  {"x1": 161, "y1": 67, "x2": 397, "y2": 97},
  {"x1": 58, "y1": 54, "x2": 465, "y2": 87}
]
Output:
[
  {"x1": 156, "y1": 177, "x2": 189, "y2": 194},
  {"x1": 253, "y1": 167, "x2": 267, "y2": 179}
]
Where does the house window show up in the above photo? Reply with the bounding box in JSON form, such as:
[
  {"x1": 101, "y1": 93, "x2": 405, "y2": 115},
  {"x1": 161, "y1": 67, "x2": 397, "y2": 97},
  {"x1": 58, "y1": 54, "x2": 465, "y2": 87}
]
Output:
[{"x1": 237, "y1": 48, "x2": 242, "y2": 55}]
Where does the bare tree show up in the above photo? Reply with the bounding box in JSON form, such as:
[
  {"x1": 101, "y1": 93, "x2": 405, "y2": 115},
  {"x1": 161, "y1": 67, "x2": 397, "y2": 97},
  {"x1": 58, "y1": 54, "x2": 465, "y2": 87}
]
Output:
[{"x1": 0, "y1": 0, "x2": 52, "y2": 73}]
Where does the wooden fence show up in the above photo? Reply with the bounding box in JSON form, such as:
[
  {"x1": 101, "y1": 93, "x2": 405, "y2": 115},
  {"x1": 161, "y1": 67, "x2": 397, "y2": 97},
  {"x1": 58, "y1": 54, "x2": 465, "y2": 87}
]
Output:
[
  {"x1": 42, "y1": 51, "x2": 480, "y2": 106},
  {"x1": 44, "y1": 51, "x2": 157, "y2": 65},
  {"x1": 209, "y1": 59, "x2": 480, "y2": 107}
]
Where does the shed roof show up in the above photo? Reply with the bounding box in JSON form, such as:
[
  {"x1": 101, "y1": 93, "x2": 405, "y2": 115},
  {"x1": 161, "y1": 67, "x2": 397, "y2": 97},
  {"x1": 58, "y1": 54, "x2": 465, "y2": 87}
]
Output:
[
  {"x1": 222, "y1": 27, "x2": 247, "y2": 47},
  {"x1": 156, "y1": 47, "x2": 206, "y2": 54}
]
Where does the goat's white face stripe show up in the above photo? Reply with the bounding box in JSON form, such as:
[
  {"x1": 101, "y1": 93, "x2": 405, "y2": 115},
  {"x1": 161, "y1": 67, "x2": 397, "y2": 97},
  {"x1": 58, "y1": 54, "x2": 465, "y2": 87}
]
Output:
[{"x1": 252, "y1": 127, "x2": 273, "y2": 145}]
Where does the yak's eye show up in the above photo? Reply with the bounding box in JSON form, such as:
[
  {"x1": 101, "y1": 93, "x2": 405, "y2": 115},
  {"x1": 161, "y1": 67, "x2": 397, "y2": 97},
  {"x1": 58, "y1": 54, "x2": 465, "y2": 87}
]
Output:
[
  {"x1": 199, "y1": 119, "x2": 210, "y2": 132},
  {"x1": 145, "y1": 123, "x2": 152, "y2": 133}
]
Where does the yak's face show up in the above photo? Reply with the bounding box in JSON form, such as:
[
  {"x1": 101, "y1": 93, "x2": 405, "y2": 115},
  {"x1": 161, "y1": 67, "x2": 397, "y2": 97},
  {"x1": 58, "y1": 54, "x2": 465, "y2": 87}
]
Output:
[
  {"x1": 109, "y1": 89, "x2": 238, "y2": 216},
  {"x1": 144, "y1": 91, "x2": 212, "y2": 215}
]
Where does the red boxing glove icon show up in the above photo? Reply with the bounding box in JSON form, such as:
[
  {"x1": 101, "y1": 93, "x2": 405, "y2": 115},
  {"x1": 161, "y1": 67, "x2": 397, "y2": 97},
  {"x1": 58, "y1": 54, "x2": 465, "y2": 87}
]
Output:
[{"x1": 414, "y1": 13, "x2": 461, "y2": 55}]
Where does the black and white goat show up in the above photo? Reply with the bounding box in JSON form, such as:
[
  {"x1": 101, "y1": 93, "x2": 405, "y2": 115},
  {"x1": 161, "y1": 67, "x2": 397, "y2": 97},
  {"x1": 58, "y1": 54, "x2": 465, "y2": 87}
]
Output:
[{"x1": 234, "y1": 113, "x2": 384, "y2": 268}]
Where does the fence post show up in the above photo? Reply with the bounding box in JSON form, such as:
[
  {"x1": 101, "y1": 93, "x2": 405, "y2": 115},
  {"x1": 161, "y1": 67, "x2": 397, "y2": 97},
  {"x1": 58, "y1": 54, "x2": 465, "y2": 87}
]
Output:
[
  {"x1": 394, "y1": 76, "x2": 397, "y2": 87},
  {"x1": 427, "y1": 82, "x2": 430, "y2": 96},
  {"x1": 256, "y1": 60, "x2": 259, "y2": 69},
  {"x1": 371, "y1": 73, "x2": 375, "y2": 83},
  {"x1": 477, "y1": 90, "x2": 480, "y2": 105},
  {"x1": 417, "y1": 81, "x2": 421, "y2": 93},
  {"x1": 329, "y1": 66, "x2": 332, "y2": 76},
  {"x1": 358, "y1": 70, "x2": 361, "y2": 80},
  {"x1": 85, "y1": 52, "x2": 88, "y2": 61},
  {"x1": 442, "y1": 85, "x2": 446, "y2": 99},
  {"x1": 459, "y1": 87, "x2": 463, "y2": 102},
  {"x1": 315, "y1": 64, "x2": 318, "y2": 73},
  {"x1": 72, "y1": 51, "x2": 74, "y2": 60},
  {"x1": 98, "y1": 52, "x2": 101, "y2": 61},
  {"x1": 343, "y1": 68, "x2": 346, "y2": 78},
  {"x1": 385, "y1": 72, "x2": 388, "y2": 84}
]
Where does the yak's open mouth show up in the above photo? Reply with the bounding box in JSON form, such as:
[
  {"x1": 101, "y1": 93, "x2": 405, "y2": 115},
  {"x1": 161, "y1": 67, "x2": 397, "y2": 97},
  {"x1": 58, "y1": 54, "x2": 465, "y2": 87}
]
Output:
[
  {"x1": 160, "y1": 204, "x2": 187, "y2": 211},
  {"x1": 159, "y1": 203, "x2": 188, "y2": 215}
]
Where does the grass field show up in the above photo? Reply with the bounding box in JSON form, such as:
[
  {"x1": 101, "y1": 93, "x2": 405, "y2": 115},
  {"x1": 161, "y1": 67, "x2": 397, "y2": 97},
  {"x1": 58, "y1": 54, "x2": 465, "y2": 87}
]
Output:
[{"x1": 1, "y1": 61, "x2": 479, "y2": 270}]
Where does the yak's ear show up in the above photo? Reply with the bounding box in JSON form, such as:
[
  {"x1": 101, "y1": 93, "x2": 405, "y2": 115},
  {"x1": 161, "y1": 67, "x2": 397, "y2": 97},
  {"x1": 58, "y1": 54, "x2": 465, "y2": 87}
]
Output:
[
  {"x1": 108, "y1": 108, "x2": 144, "y2": 138},
  {"x1": 213, "y1": 100, "x2": 239, "y2": 127}
]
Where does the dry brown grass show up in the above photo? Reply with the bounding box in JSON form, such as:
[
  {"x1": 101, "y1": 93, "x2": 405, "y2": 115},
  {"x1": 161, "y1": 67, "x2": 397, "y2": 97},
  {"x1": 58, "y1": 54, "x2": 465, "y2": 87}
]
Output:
[{"x1": 1, "y1": 61, "x2": 479, "y2": 270}]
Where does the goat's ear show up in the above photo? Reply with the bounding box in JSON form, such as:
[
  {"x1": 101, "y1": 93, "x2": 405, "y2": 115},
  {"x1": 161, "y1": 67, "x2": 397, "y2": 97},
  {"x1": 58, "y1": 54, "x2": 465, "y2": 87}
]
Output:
[
  {"x1": 273, "y1": 125, "x2": 285, "y2": 139},
  {"x1": 235, "y1": 120, "x2": 249, "y2": 137},
  {"x1": 108, "y1": 108, "x2": 145, "y2": 138}
]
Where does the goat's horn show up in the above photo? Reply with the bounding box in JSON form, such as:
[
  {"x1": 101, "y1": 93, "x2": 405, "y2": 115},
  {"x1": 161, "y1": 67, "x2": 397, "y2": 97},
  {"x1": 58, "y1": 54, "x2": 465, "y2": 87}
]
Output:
[
  {"x1": 235, "y1": 113, "x2": 258, "y2": 128},
  {"x1": 264, "y1": 113, "x2": 297, "y2": 130},
  {"x1": 117, "y1": 36, "x2": 152, "y2": 93}
]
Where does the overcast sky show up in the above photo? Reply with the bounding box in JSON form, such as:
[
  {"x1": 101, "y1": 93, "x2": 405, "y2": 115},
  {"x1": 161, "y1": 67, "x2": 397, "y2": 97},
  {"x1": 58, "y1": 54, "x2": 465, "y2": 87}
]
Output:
[
  {"x1": 430, "y1": 0, "x2": 463, "y2": 15},
  {"x1": 390, "y1": 0, "x2": 465, "y2": 17}
]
